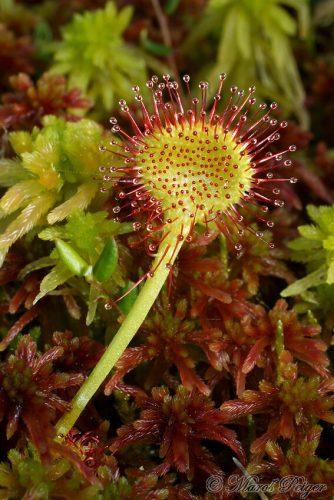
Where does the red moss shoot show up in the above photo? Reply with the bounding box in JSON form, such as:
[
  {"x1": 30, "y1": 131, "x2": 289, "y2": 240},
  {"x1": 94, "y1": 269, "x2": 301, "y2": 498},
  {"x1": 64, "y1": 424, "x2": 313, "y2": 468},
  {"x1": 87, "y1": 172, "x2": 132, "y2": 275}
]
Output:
[{"x1": 56, "y1": 74, "x2": 296, "y2": 437}]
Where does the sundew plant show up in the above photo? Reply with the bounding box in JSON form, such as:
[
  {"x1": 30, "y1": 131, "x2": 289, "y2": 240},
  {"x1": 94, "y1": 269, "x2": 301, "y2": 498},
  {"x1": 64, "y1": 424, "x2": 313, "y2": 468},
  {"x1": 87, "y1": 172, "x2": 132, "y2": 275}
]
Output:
[
  {"x1": 56, "y1": 74, "x2": 297, "y2": 434},
  {"x1": 0, "y1": 1, "x2": 334, "y2": 499}
]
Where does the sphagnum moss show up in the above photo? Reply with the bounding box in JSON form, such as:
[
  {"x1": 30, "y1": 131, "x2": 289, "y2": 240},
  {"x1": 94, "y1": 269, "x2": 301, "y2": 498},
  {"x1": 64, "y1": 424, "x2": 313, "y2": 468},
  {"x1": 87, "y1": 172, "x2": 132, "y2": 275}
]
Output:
[{"x1": 56, "y1": 74, "x2": 296, "y2": 437}]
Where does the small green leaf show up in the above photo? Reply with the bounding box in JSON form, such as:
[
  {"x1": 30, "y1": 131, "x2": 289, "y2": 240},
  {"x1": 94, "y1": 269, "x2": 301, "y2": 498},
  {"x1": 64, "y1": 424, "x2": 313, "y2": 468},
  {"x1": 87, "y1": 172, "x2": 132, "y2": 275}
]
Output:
[
  {"x1": 86, "y1": 286, "x2": 100, "y2": 326},
  {"x1": 235, "y1": 6, "x2": 251, "y2": 59},
  {"x1": 9, "y1": 131, "x2": 33, "y2": 155},
  {"x1": 281, "y1": 265, "x2": 327, "y2": 297},
  {"x1": 323, "y1": 236, "x2": 334, "y2": 251},
  {"x1": 275, "y1": 320, "x2": 284, "y2": 357},
  {"x1": 34, "y1": 263, "x2": 74, "y2": 303},
  {"x1": 268, "y1": 5, "x2": 296, "y2": 36},
  {"x1": 140, "y1": 30, "x2": 172, "y2": 56},
  {"x1": 117, "y1": 5, "x2": 133, "y2": 32},
  {"x1": 39, "y1": 226, "x2": 67, "y2": 241},
  {"x1": 288, "y1": 238, "x2": 320, "y2": 252},
  {"x1": 34, "y1": 21, "x2": 53, "y2": 61},
  {"x1": 93, "y1": 238, "x2": 118, "y2": 282},
  {"x1": 0, "y1": 159, "x2": 30, "y2": 187},
  {"x1": 165, "y1": 0, "x2": 180, "y2": 15},
  {"x1": 34, "y1": 21, "x2": 53, "y2": 43},
  {"x1": 298, "y1": 224, "x2": 322, "y2": 241},
  {"x1": 118, "y1": 281, "x2": 139, "y2": 315},
  {"x1": 55, "y1": 239, "x2": 90, "y2": 277},
  {"x1": 19, "y1": 256, "x2": 56, "y2": 280},
  {"x1": 326, "y1": 260, "x2": 334, "y2": 285}
]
